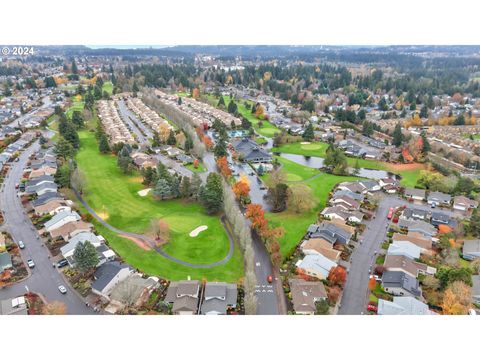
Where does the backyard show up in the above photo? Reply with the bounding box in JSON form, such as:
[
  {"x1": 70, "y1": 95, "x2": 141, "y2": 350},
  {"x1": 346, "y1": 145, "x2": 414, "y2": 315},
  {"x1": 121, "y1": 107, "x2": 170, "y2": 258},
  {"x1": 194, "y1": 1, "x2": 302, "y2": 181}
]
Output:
[{"x1": 74, "y1": 120, "x2": 243, "y2": 281}]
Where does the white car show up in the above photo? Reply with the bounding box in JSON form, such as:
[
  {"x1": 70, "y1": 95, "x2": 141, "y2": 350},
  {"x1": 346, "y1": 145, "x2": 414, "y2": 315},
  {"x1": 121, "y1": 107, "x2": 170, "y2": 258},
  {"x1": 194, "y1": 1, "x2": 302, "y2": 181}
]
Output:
[
  {"x1": 27, "y1": 259, "x2": 35, "y2": 268},
  {"x1": 18, "y1": 241, "x2": 25, "y2": 249},
  {"x1": 58, "y1": 285, "x2": 67, "y2": 294}
]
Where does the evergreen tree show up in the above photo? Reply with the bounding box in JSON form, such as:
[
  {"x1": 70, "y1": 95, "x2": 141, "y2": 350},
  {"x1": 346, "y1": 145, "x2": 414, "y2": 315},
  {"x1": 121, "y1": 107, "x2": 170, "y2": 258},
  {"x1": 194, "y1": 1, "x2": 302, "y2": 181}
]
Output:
[
  {"x1": 454, "y1": 114, "x2": 465, "y2": 126},
  {"x1": 421, "y1": 131, "x2": 430, "y2": 154},
  {"x1": 73, "y1": 241, "x2": 99, "y2": 273},
  {"x1": 99, "y1": 133, "x2": 111, "y2": 153},
  {"x1": 71, "y1": 59, "x2": 78, "y2": 74},
  {"x1": 55, "y1": 163, "x2": 73, "y2": 188},
  {"x1": 152, "y1": 131, "x2": 161, "y2": 147},
  {"x1": 214, "y1": 138, "x2": 228, "y2": 158},
  {"x1": 420, "y1": 105, "x2": 428, "y2": 118},
  {"x1": 190, "y1": 173, "x2": 202, "y2": 200},
  {"x1": 218, "y1": 96, "x2": 225, "y2": 107},
  {"x1": 167, "y1": 130, "x2": 176, "y2": 145},
  {"x1": 54, "y1": 137, "x2": 75, "y2": 160},
  {"x1": 72, "y1": 110, "x2": 84, "y2": 128},
  {"x1": 184, "y1": 137, "x2": 193, "y2": 153},
  {"x1": 153, "y1": 178, "x2": 173, "y2": 200},
  {"x1": 199, "y1": 173, "x2": 224, "y2": 214},
  {"x1": 180, "y1": 176, "x2": 191, "y2": 198},
  {"x1": 302, "y1": 123, "x2": 314, "y2": 141},
  {"x1": 393, "y1": 123, "x2": 404, "y2": 147}
]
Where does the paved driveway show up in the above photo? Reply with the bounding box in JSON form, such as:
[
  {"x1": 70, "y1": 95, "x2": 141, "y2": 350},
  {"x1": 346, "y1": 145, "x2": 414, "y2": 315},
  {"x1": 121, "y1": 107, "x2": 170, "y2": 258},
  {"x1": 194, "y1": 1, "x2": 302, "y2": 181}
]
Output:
[{"x1": 0, "y1": 141, "x2": 95, "y2": 315}]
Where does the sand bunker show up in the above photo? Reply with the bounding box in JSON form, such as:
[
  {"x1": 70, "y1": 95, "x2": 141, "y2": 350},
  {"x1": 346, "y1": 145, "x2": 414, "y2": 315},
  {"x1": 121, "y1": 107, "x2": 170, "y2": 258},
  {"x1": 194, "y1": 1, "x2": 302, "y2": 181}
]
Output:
[
  {"x1": 189, "y1": 225, "x2": 208, "y2": 237},
  {"x1": 138, "y1": 188, "x2": 152, "y2": 197},
  {"x1": 300, "y1": 141, "x2": 311, "y2": 145}
]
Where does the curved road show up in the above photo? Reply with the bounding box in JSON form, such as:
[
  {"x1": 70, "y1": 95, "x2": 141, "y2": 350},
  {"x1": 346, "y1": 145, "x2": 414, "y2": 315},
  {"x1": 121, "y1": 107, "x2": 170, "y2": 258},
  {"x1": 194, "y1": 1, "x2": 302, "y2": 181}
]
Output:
[
  {"x1": 0, "y1": 140, "x2": 95, "y2": 314},
  {"x1": 74, "y1": 190, "x2": 235, "y2": 268}
]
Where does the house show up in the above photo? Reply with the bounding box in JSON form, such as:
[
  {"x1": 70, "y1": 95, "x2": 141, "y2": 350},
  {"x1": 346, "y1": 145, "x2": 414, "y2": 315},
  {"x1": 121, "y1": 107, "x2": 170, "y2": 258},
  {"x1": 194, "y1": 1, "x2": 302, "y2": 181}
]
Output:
[
  {"x1": 49, "y1": 221, "x2": 93, "y2": 240},
  {"x1": 379, "y1": 178, "x2": 398, "y2": 189},
  {"x1": 431, "y1": 211, "x2": 455, "y2": 228},
  {"x1": 232, "y1": 138, "x2": 272, "y2": 163},
  {"x1": 383, "y1": 255, "x2": 436, "y2": 278},
  {"x1": 397, "y1": 219, "x2": 436, "y2": 239},
  {"x1": 31, "y1": 192, "x2": 63, "y2": 207},
  {"x1": 472, "y1": 275, "x2": 480, "y2": 305},
  {"x1": 0, "y1": 296, "x2": 28, "y2": 315},
  {"x1": 0, "y1": 233, "x2": 6, "y2": 252},
  {"x1": 462, "y1": 240, "x2": 480, "y2": 261},
  {"x1": 44, "y1": 210, "x2": 81, "y2": 232},
  {"x1": 165, "y1": 280, "x2": 201, "y2": 315},
  {"x1": 388, "y1": 241, "x2": 422, "y2": 260},
  {"x1": 91, "y1": 261, "x2": 133, "y2": 298},
  {"x1": 0, "y1": 252, "x2": 13, "y2": 272},
  {"x1": 453, "y1": 196, "x2": 479, "y2": 212},
  {"x1": 176, "y1": 154, "x2": 193, "y2": 164},
  {"x1": 26, "y1": 174, "x2": 55, "y2": 188},
  {"x1": 306, "y1": 222, "x2": 353, "y2": 245},
  {"x1": 199, "y1": 282, "x2": 237, "y2": 315},
  {"x1": 296, "y1": 254, "x2": 337, "y2": 280},
  {"x1": 401, "y1": 208, "x2": 427, "y2": 221},
  {"x1": 332, "y1": 189, "x2": 364, "y2": 202},
  {"x1": 95, "y1": 244, "x2": 117, "y2": 266},
  {"x1": 289, "y1": 278, "x2": 327, "y2": 315},
  {"x1": 378, "y1": 297, "x2": 435, "y2": 315},
  {"x1": 337, "y1": 180, "x2": 380, "y2": 194},
  {"x1": 301, "y1": 238, "x2": 341, "y2": 262},
  {"x1": 381, "y1": 271, "x2": 422, "y2": 298},
  {"x1": 391, "y1": 233, "x2": 432, "y2": 252},
  {"x1": 427, "y1": 191, "x2": 452, "y2": 207},
  {"x1": 330, "y1": 195, "x2": 360, "y2": 211},
  {"x1": 25, "y1": 181, "x2": 58, "y2": 196},
  {"x1": 321, "y1": 206, "x2": 350, "y2": 222},
  {"x1": 108, "y1": 274, "x2": 159, "y2": 310},
  {"x1": 33, "y1": 199, "x2": 71, "y2": 216},
  {"x1": 60, "y1": 232, "x2": 103, "y2": 265},
  {"x1": 404, "y1": 188, "x2": 426, "y2": 202}
]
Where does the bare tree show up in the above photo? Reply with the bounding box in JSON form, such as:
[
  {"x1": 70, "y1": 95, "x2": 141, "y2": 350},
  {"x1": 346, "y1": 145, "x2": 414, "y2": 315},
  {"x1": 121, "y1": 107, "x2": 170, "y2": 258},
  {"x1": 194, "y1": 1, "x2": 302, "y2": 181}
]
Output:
[
  {"x1": 287, "y1": 184, "x2": 318, "y2": 213},
  {"x1": 71, "y1": 168, "x2": 87, "y2": 194},
  {"x1": 148, "y1": 219, "x2": 170, "y2": 245}
]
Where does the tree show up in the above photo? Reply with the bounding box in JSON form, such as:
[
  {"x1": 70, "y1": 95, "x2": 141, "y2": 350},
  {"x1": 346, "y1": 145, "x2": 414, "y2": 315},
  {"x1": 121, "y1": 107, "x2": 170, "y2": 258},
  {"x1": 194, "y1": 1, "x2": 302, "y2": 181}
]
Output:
[
  {"x1": 315, "y1": 299, "x2": 330, "y2": 315},
  {"x1": 441, "y1": 281, "x2": 472, "y2": 315},
  {"x1": 468, "y1": 209, "x2": 480, "y2": 237},
  {"x1": 324, "y1": 146, "x2": 348, "y2": 175},
  {"x1": 167, "y1": 130, "x2": 176, "y2": 145},
  {"x1": 420, "y1": 105, "x2": 429, "y2": 118},
  {"x1": 454, "y1": 114, "x2": 465, "y2": 126},
  {"x1": 302, "y1": 122, "x2": 314, "y2": 141},
  {"x1": 287, "y1": 184, "x2": 317, "y2": 213},
  {"x1": 70, "y1": 168, "x2": 86, "y2": 194},
  {"x1": 216, "y1": 156, "x2": 232, "y2": 178},
  {"x1": 72, "y1": 110, "x2": 84, "y2": 128},
  {"x1": 190, "y1": 173, "x2": 202, "y2": 200},
  {"x1": 255, "y1": 103, "x2": 264, "y2": 118},
  {"x1": 217, "y1": 96, "x2": 225, "y2": 108},
  {"x1": 227, "y1": 100, "x2": 238, "y2": 114},
  {"x1": 55, "y1": 164, "x2": 72, "y2": 188},
  {"x1": 44, "y1": 76, "x2": 57, "y2": 88},
  {"x1": 43, "y1": 301, "x2": 67, "y2": 315},
  {"x1": 328, "y1": 266, "x2": 347, "y2": 287},
  {"x1": 420, "y1": 131, "x2": 430, "y2": 154},
  {"x1": 153, "y1": 178, "x2": 173, "y2": 200},
  {"x1": 73, "y1": 241, "x2": 99, "y2": 273},
  {"x1": 54, "y1": 137, "x2": 75, "y2": 160},
  {"x1": 214, "y1": 138, "x2": 228, "y2": 158},
  {"x1": 71, "y1": 59, "x2": 78, "y2": 74},
  {"x1": 392, "y1": 123, "x2": 404, "y2": 147},
  {"x1": 148, "y1": 219, "x2": 170, "y2": 245},
  {"x1": 245, "y1": 203, "x2": 268, "y2": 235},
  {"x1": 266, "y1": 183, "x2": 289, "y2": 213},
  {"x1": 117, "y1": 145, "x2": 134, "y2": 174},
  {"x1": 436, "y1": 267, "x2": 472, "y2": 289},
  {"x1": 199, "y1": 173, "x2": 224, "y2": 214},
  {"x1": 232, "y1": 177, "x2": 250, "y2": 204},
  {"x1": 98, "y1": 133, "x2": 111, "y2": 154}
]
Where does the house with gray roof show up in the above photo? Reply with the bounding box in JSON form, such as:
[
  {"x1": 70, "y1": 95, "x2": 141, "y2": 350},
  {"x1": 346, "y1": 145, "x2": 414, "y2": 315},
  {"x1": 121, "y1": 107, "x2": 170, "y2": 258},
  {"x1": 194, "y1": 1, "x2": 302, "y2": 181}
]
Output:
[
  {"x1": 289, "y1": 278, "x2": 327, "y2": 315},
  {"x1": 25, "y1": 181, "x2": 57, "y2": 196},
  {"x1": 60, "y1": 232, "x2": 103, "y2": 265},
  {"x1": 382, "y1": 271, "x2": 422, "y2": 298},
  {"x1": 388, "y1": 241, "x2": 422, "y2": 260},
  {"x1": 397, "y1": 219, "x2": 436, "y2": 239},
  {"x1": 430, "y1": 211, "x2": 456, "y2": 228},
  {"x1": 378, "y1": 296, "x2": 435, "y2": 315},
  {"x1": 453, "y1": 196, "x2": 479, "y2": 212},
  {"x1": 404, "y1": 188, "x2": 426, "y2": 202},
  {"x1": 91, "y1": 261, "x2": 133, "y2": 298},
  {"x1": 333, "y1": 189, "x2": 364, "y2": 202},
  {"x1": 232, "y1": 138, "x2": 271, "y2": 163},
  {"x1": 31, "y1": 192, "x2": 63, "y2": 207},
  {"x1": 26, "y1": 174, "x2": 55, "y2": 188},
  {"x1": 44, "y1": 210, "x2": 81, "y2": 232},
  {"x1": 296, "y1": 254, "x2": 337, "y2": 280},
  {"x1": 427, "y1": 191, "x2": 452, "y2": 207},
  {"x1": 462, "y1": 240, "x2": 480, "y2": 261},
  {"x1": 165, "y1": 280, "x2": 201, "y2": 315},
  {"x1": 472, "y1": 275, "x2": 480, "y2": 305},
  {"x1": 200, "y1": 282, "x2": 237, "y2": 315},
  {"x1": 306, "y1": 222, "x2": 353, "y2": 245},
  {"x1": 401, "y1": 208, "x2": 427, "y2": 221}
]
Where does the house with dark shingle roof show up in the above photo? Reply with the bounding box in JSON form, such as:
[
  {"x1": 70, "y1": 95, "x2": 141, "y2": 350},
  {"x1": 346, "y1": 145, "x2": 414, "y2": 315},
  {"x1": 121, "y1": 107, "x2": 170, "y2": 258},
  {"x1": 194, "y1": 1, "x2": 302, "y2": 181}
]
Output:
[
  {"x1": 289, "y1": 279, "x2": 327, "y2": 315},
  {"x1": 91, "y1": 261, "x2": 133, "y2": 298},
  {"x1": 165, "y1": 280, "x2": 201, "y2": 315},
  {"x1": 306, "y1": 222, "x2": 353, "y2": 245},
  {"x1": 404, "y1": 188, "x2": 426, "y2": 202},
  {"x1": 427, "y1": 191, "x2": 452, "y2": 207},
  {"x1": 232, "y1": 138, "x2": 272, "y2": 163},
  {"x1": 199, "y1": 282, "x2": 237, "y2": 315},
  {"x1": 463, "y1": 240, "x2": 480, "y2": 261}
]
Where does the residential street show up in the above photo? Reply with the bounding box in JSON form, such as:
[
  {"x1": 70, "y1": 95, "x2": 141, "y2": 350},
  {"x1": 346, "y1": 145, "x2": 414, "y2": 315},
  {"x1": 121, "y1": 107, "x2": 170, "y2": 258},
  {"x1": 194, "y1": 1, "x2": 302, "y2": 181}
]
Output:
[
  {"x1": 116, "y1": 99, "x2": 151, "y2": 144},
  {"x1": 339, "y1": 194, "x2": 459, "y2": 315},
  {"x1": 0, "y1": 141, "x2": 95, "y2": 315}
]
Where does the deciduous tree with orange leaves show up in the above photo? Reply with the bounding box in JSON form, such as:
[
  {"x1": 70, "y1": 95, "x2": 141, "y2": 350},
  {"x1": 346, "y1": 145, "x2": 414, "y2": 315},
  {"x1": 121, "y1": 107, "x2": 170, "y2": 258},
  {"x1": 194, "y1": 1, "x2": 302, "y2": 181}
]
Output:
[
  {"x1": 441, "y1": 281, "x2": 472, "y2": 315},
  {"x1": 192, "y1": 88, "x2": 200, "y2": 99},
  {"x1": 232, "y1": 178, "x2": 250, "y2": 203},
  {"x1": 328, "y1": 266, "x2": 347, "y2": 288},
  {"x1": 245, "y1": 203, "x2": 269, "y2": 234},
  {"x1": 216, "y1": 156, "x2": 232, "y2": 179}
]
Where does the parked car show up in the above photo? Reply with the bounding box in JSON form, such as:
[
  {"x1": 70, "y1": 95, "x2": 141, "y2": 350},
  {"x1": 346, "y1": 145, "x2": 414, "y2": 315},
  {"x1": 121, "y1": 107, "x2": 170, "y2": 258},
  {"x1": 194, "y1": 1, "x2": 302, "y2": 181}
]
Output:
[
  {"x1": 27, "y1": 259, "x2": 35, "y2": 268},
  {"x1": 267, "y1": 275, "x2": 273, "y2": 283},
  {"x1": 15, "y1": 183, "x2": 19, "y2": 189},
  {"x1": 367, "y1": 304, "x2": 378, "y2": 313},
  {"x1": 57, "y1": 259, "x2": 69, "y2": 268},
  {"x1": 387, "y1": 207, "x2": 394, "y2": 220},
  {"x1": 58, "y1": 285, "x2": 67, "y2": 294},
  {"x1": 18, "y1": 241, "x2": 25, "y2": 249}
]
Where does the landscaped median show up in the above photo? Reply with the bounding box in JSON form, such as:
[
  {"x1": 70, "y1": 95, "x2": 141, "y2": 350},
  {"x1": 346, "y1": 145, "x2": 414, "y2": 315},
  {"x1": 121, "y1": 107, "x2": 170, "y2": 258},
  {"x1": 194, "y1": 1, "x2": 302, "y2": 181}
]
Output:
[{"x1": 73, "y1": 123, "x2": 244, "y2": 282}]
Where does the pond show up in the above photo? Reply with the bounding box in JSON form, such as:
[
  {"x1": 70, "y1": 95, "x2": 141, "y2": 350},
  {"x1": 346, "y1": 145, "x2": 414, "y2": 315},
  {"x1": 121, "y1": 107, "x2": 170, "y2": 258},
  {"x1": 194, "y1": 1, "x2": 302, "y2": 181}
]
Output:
[{"x1": 276, "y1": 153, "x2": 398, "y2": 180}]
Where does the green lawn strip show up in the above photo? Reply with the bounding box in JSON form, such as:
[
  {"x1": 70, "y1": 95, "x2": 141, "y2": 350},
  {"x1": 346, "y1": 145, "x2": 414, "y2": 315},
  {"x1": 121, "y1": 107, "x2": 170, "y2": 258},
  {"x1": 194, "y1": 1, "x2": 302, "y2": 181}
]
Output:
[
  {"x1": 75, "y1": 126, "x2": 243, "y2": 280},
  {"x1": 375, "y1": 254, "x2": 386, "y2": 265},
  {"x1": 185, "y1": 163, "x2": 206, "y2": 173},
  {"x1": 264, "y1": 157, "x2": 360, "y2": 258},
  {"x1": 66, "y1": 101, "x2": 85, "y2": 119},
  {"x1": 396, "y1": 169, "x2": 422, "y2": 188},
  {"x1": 102, "y1": 81, "x2": 113, "y2": 95}
]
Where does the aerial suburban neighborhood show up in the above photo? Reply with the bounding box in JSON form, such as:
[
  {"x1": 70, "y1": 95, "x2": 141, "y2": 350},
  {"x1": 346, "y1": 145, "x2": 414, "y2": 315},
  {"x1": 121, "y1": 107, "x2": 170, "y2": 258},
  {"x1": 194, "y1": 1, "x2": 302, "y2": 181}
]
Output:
[{"x1": 1, "y1": 44, "x2": 480, "y2": 320}]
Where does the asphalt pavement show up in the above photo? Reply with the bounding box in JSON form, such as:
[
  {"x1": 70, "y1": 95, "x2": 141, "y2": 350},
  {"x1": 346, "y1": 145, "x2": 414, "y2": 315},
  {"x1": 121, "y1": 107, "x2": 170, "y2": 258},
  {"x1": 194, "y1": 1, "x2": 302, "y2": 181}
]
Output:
[{"x1": 0, "y1": 141, "x2": 95, "y2": 315}]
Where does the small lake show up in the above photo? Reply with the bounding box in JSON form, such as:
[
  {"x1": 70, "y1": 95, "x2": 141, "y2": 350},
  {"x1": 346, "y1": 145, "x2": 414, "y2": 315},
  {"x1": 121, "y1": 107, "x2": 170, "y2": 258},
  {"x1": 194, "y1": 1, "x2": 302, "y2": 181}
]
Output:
[{"x1": 276, "y1": 153, "x2": 398, "y2": 180}]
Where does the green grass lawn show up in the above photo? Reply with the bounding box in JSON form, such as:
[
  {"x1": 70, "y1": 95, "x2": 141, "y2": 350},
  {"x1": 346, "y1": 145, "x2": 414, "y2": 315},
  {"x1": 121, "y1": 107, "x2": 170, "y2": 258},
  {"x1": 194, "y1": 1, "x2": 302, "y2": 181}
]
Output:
[
  {"x1": 102, "y1": 81, "x2": 113, "y2": 95},
  {"x1": 264, "y1": 157, "x2": 360, "y2": 258},
  {"x1": 75, "y1": 124, "x2": 243, "y2": 281},
  {"x1": 185, "y1": 163, "x2": 206, "y2": 173},
  {"x1": 66, "y1": 100, "x2": 85, "y2": 119}
]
